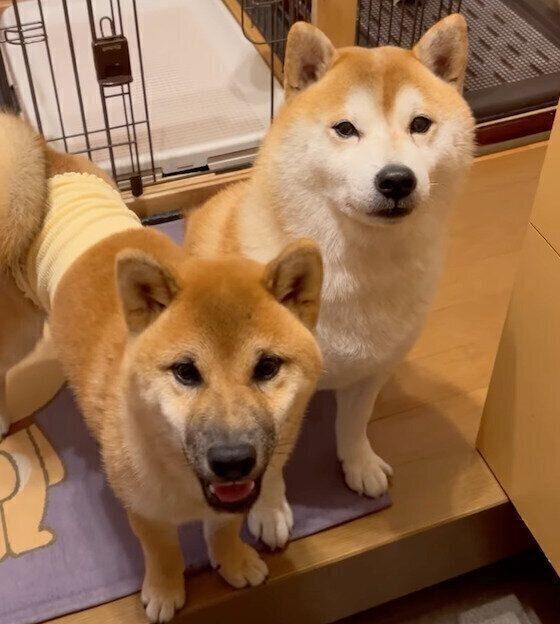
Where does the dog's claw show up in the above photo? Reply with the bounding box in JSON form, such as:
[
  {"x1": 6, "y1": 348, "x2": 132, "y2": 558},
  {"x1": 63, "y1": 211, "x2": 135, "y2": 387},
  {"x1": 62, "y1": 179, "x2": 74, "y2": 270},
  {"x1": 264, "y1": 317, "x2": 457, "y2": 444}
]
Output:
[
  {"x1": 248, "y1": 496, "x2": 293, "y2": 550},
  {"x1": 215, "y1": 542, "x2": 268, "y2": 589},
  {"x1": 342, "y1": 448, "x2": 393, "y2": 498},
  {"x1": 140, "y1": 577, "x2": 185, "y2": 623}
]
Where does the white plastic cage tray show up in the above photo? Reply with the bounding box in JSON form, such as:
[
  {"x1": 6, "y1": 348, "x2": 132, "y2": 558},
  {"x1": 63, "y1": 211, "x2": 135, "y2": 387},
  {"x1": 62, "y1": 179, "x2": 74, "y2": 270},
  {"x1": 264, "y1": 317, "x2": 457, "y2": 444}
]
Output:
[{"x1": 1, "y1": 0, "x2": 283, "y2": 176}]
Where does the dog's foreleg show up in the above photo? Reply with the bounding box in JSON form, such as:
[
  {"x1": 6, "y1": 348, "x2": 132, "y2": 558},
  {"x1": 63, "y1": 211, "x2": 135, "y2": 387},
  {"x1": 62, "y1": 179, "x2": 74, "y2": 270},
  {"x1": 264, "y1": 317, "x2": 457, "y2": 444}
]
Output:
[
  {"x1": 247, "y1": 460, "x2": 293, "y2": 550},
  {"x1": 204, "y1": 515, "x2": 268, "y2": 588},
  {"x1": 127, "y1": 511, "x2": 185, "y2": 624},
  {"x1": 336, "y1": 374, "x2": 393, "y2": 497}
]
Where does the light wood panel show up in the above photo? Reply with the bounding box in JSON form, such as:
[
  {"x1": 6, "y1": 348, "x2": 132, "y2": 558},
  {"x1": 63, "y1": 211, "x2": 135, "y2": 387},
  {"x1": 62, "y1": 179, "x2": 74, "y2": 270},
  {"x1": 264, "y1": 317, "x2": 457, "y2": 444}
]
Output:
[
  {"x1": 478, "y1": 114, "x2": 560, "y2": 573},
  {"x1": 122, "y1": 169, "x2": 250, "y2": 218},
  {"x1": 44, "y1": 141, "x2": 546, "y2": 623},
  {"x1": 312, "y1": 0, "x2": 358, "y2": 47}
]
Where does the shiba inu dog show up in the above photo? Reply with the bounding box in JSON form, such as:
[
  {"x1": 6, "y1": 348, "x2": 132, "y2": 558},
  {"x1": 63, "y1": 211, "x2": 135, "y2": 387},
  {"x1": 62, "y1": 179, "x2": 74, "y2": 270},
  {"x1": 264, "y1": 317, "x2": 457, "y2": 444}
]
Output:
[
  {"x1": 185, "y1": 15, "x2": 475, "y2": 550},
  {"x1": 0, "y1": 113, "x2": 323, "y2": 622}
]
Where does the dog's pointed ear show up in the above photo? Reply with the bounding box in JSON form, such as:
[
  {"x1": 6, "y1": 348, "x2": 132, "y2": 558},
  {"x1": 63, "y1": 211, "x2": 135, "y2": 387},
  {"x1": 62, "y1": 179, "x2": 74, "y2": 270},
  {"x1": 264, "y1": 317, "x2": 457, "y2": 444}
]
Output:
[
  {"x1": 284, "y1": 21, "x2": 335, "y2": 101},
  {"x1": 413, "y1": 14, "x2": 468, "y2": 92},
  {"x1": 116, "y1": 249, "x2": 179, "y2": 333},
  {"x1": 264, "y1": 238, "x2": 323, "y2": 329}
]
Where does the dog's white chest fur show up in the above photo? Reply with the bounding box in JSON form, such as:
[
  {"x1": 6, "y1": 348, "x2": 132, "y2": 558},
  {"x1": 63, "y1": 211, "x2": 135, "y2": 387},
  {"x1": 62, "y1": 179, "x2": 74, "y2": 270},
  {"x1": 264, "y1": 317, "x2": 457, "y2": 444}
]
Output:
[
  {"x1": 316, "y1": 241, "x2": 440, "y2": 388},
  {"x1": 240, "y1": 193, "x2": 444, "y2": 390}
]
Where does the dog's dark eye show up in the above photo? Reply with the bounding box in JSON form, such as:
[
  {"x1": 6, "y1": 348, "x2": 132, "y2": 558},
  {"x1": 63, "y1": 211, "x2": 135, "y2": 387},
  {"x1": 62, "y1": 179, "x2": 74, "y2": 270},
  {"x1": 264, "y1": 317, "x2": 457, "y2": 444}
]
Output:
[
  {"x1": 332, "y1": 120, "x2": 359, "y2": 139},
  {"x1": 410, "y1": 116, "x2": 432, "y2": 134},
  {"x1": 253, "y1": 355, "x2": 283, "y2": 382},
  {"x1": 171, "y1": 361, "x2": 202, "y2": 386}
]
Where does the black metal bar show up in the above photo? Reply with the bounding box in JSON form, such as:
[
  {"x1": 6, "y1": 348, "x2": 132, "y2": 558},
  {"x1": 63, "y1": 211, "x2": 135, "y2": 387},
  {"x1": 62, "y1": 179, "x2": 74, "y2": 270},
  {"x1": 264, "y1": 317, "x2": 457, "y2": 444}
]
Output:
[
  {"x1": 397, "y1": 1, "x2": 406, "y2": 46},
  {"x1": 1, "y1": 20, "x2": 43, "y2": 31},
  {"x1": 418, "y1": 0, "x2": 427, "y2": 43},
  {"x1": 0, "y1": 48, "x2": 18, "y2": 111},
  {"x1": 5, "y1": 33, "x2": 45, "y2": 45},
  {"x1": 355, "y1": 0, "x2": 362, "y2": 45},
  {"x1": 36, "y1": 0, "x2": 68, "y2": 151},
  {"x1": 269, "y1": 1, "x2": 275, "y2": 121},
  {"x1": 11, "y1": 0, "x2": 42, "y2": 133},
  {"x1": 98, "y1": 86, "x2": 118, "y2": 179},
  {"x1": 73, "y1": 140, "x2": 135, "y2": 156},
  {"x1": 387, "y1": 0, "x2": 395, "y2": 44},
  {"x1": 115, "y1": 0, "x2": 125, "y2": 36},
  {"x1": 109, "y1": 0, "x2": 116, "y2": 33},
  {"x1": 131, "y1": 0, "x2": 156, "y2": 183},
  {"x1": 121, "y1": 86, "x2": 135, "y2": 172},
  {"x1": 85, "y1": 0, "x2": 97, "y2": 39},
  {"x1": 124, "y1": 85, "x2": 142, "y2": 176},
  {"x1": 366, "y1": 0, "x2": 373, "y2": 46},
  {"x1": 375, "y1": 0, "x2": 384, "y2": 47},
  {"x1": 61, "y1": 0, "x2": 92, "y2": 158},
  {"x1": 45, "y1": 120, "x2": 148, "y2": 144},
  {"x1": 85, "y1": 0, "x2": 118, "y2": 179},
  {"x1": 411, "y1": 0, "x2": 421, "y2": 46}
]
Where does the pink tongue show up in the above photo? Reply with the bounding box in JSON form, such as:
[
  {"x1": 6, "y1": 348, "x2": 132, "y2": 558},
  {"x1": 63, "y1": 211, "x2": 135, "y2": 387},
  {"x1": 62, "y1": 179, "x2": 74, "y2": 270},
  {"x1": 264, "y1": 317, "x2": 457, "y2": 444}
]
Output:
[{"x1": 211, "y1": 481, "x2": 254, "y2": 503}]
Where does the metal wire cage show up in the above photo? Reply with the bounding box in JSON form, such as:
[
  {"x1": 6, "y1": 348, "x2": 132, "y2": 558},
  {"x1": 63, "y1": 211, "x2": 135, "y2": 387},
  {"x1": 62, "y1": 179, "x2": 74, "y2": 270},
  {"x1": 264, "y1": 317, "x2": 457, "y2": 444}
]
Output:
[
  {"x1": 0, "y1": 0, "x2": 154, "y2": 195},
  {"x1": 357, "y1": 0, "x2": 463, "y2": 49},
  {"x1": 0, "y1": 1, "x2": 466, "y2": 198}
]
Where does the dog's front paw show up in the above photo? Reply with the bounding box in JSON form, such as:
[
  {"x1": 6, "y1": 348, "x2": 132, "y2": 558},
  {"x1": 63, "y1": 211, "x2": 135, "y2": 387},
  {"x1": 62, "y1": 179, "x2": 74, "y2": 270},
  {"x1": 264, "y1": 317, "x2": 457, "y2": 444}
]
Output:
[
  {"x1": 140, "y1": 574, "x2": 185, "y2": 623},
  {"x1": 248, "y1": 495, "x2": 293, "y2": 550},
  {"x1": 341, "y1": 446, "x2": 393, "y2": 497},
  {"x1": 211, "y1": 541, "x2": 269, "y2": 589}
]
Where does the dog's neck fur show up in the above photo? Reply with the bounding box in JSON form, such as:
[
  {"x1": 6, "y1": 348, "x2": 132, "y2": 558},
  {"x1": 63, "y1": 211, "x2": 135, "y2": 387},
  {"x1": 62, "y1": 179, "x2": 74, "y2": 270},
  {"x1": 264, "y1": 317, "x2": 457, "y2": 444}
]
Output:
[{"x1": 239, "y1": 155, "x2": 457, "y2": 386}]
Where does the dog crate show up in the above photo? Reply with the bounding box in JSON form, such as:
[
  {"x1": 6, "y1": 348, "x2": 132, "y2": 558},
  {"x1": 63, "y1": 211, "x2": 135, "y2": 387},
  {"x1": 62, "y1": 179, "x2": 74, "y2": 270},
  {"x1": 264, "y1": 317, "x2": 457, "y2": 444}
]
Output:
[
  {"x1": 0, "y1": 0, "x2": 286, "y2": 195},
  {"x1": 356, "y1": 0, "x2": 560, "y2": 126},
  {"x1": 0, "y1": 0, "x2": 557, "y2": 196}
]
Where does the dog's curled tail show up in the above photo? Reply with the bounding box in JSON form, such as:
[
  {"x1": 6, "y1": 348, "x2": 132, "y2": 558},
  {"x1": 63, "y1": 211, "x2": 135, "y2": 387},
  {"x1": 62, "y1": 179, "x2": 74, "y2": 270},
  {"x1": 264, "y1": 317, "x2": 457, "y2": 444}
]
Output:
[{"x1": 0, "y1": 112, "x2": 47, "y2": 269}]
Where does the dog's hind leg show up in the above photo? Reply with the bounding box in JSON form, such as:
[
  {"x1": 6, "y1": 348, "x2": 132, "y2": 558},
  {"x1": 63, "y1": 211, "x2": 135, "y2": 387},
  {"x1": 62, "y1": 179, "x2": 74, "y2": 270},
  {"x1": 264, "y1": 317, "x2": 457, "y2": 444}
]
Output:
[{"x1": 336, "y1": 373, "x2": 394, "y2": 497}]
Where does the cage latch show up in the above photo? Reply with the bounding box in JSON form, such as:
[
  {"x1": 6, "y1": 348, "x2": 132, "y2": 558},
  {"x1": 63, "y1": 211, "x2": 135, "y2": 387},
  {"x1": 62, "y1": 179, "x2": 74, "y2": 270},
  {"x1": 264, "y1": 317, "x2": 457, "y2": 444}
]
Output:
[{"x1": 92, "y1": 18, "x2": 132, "y2": 87}]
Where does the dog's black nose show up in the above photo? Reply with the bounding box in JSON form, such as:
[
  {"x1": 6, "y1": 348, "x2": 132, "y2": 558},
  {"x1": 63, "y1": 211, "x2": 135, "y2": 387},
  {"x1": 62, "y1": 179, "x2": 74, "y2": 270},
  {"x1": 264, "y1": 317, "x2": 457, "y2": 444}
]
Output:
[
  {"x1": 375, "y1": 165, "x2": 417, "y2": 201},
  {"x1": 207, "y1": 444, "x2": 256, "y2": 481}
]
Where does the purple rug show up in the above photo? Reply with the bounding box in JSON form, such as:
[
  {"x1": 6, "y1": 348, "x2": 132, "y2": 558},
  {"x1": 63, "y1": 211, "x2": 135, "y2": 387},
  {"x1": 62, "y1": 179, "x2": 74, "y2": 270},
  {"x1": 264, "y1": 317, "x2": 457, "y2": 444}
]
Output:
[{"x1": 0, "y1": 219, "x2": 390, "y2": 624}]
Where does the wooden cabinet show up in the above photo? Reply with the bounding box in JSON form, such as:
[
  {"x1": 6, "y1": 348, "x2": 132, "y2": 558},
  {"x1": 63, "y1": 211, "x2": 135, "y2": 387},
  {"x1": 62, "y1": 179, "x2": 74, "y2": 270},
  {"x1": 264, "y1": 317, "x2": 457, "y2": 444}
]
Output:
[{"x1": 478, "y1": 111, "x2": 560, "y2": 573}]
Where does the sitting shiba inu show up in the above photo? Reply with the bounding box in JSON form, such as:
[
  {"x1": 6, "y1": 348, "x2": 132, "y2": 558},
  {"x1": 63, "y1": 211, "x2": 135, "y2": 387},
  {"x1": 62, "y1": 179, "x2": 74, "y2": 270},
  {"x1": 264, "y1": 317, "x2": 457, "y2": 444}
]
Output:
[
  {"x1": 185, "y1": 15, "x2": 475, "y2": 549},
  {"x1": 0, "y1": 114, "x2": 323, "y2": 622}
]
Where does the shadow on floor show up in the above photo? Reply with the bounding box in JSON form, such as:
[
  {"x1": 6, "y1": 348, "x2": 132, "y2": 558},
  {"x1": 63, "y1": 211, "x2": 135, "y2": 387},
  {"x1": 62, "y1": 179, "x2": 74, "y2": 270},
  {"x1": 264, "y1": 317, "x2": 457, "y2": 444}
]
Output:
[{"x1": 338, "y1": 549, "x2": 560, "y2": 624}]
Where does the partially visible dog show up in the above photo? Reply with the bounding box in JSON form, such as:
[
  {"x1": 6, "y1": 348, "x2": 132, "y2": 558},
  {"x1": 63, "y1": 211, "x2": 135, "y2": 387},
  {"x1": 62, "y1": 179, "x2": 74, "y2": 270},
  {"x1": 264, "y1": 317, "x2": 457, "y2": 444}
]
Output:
[
  {"x1": 185, "y1": 15, "x2": 475, "y2": 549},
  {"x1": 0, "y1": 113, "x2": 323, "y2": 622},
  {"x1": 0, "y1": 114, "x2": 115, "y2": 438}
]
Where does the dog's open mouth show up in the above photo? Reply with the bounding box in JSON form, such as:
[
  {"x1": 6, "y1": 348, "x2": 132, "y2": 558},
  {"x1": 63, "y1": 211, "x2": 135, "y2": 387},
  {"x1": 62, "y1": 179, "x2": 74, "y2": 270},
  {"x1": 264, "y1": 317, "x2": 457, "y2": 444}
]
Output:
[{"x1": 200, "y1": 477, "x2": 262, "y2": 512}]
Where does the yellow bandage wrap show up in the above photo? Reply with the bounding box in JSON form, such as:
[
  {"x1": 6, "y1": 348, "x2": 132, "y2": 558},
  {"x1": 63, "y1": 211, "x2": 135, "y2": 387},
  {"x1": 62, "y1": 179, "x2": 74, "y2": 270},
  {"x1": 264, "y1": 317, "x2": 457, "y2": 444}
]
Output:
[{"x1": 14, "y1": 172, "x2": 142, "y2": 310}]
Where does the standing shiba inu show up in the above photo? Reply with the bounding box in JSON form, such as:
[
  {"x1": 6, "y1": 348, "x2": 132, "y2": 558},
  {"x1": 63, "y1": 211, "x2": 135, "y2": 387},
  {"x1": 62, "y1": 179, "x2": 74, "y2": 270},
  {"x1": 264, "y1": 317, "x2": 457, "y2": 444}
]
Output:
[
  {"x1": 0, "y1": 114, "x2": 323, "y2": 622},
  {"x1": 185, "y1": 15, "x2": 475, "y2": 549}
]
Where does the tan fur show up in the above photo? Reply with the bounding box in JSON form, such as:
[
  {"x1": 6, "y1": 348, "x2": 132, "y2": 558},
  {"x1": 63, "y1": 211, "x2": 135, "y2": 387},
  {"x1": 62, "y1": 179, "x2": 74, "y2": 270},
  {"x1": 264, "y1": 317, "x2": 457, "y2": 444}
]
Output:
[
  {"x1": 0, "y1": 114, "x2": 120, "y2": 437},
  {"x1": 0, "y1": 114, "x2": 323, "y2": 622},
  {"x1": 185, "y1": 16, "x2": 475, "y2": 548},
  {"x1": 50, "y1": 230, "x2": 322, "y2": 622},
  {"x1": 0, "y1": 113, "x2": 47, "y2": 268}
]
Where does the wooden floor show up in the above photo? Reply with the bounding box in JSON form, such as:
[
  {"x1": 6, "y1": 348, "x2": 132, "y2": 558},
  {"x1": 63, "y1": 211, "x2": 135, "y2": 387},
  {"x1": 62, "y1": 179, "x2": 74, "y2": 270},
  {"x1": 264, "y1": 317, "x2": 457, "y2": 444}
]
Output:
[{"x1": 40, "y1": 142, "x2": 547, "y2": 624}]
